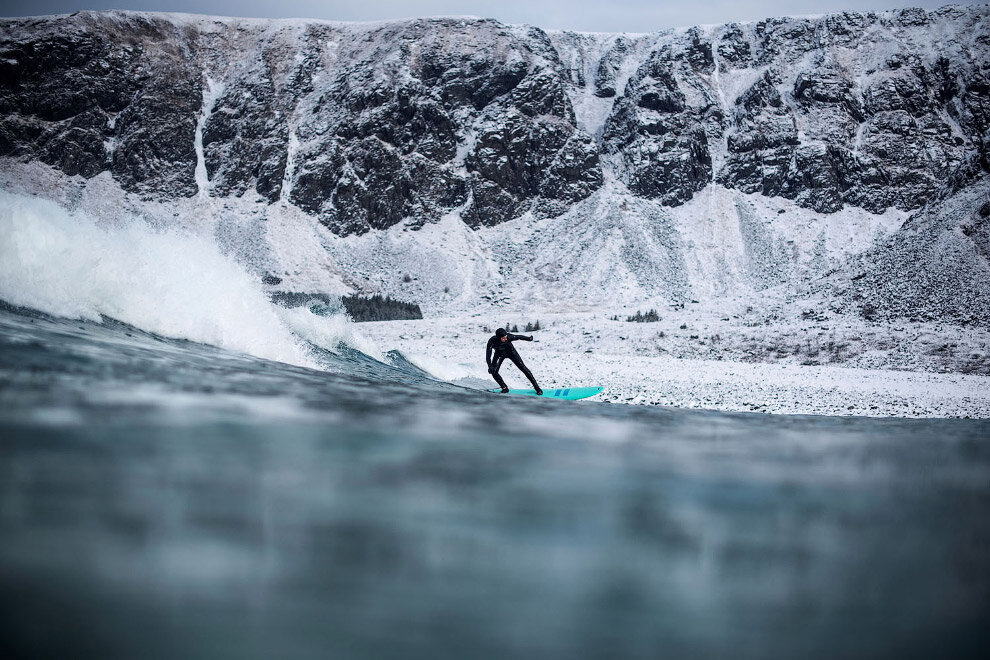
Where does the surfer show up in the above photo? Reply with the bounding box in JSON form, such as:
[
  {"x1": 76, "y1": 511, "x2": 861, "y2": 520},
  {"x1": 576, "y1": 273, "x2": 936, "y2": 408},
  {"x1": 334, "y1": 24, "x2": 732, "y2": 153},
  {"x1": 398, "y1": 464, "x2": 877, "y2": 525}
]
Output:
[{"x1": 486, "y1": 327, "x2": 543, "y2": 395}]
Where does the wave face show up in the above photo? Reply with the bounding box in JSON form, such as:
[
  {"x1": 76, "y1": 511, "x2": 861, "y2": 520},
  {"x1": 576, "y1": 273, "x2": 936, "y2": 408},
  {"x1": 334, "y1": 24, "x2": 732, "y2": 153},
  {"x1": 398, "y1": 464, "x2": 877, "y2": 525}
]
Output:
[
  {"x1": 1, "y1": 298, "x2": 989, "y2": 658},
  {"x1": 0, "y1": 190, "x2": 372, "y2": 367}
]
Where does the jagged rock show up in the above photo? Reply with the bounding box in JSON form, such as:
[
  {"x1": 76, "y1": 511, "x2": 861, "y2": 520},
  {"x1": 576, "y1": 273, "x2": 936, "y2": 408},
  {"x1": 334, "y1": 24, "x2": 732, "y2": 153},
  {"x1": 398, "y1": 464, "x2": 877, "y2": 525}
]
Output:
[
  {"x1": 290, "y1": 137, "x2": 414, "y2": 236},
  {"x1": 512, "y1": 71, "x2": 574, "y2": 121},
  {"x1": 793, "y1": 64, "x2": 862, "y2": 122},
  {"x1": 286, "y1": 18, "x2": 600, "y2": 230},
  {"x1": 462, "y1": 177, "x2": 522, "y2": 227},
  {"x1": 602, "y1": 48, "x2": 713, "y2": 205},
  {"x1": 593, "y1": 37, "x2": 631, "y2": 98},
  {"x1": 331, "y1": 80, "x2": 458, "y2": 162},
  {"x1": 107, "y1": 30, "x2": 201, "y2": 198},
  {"x1": 717, "y1": 24, "x2": 751, "y2": 68},
  {"x1": 718, "y1": 23, "x2": 983, "y2": 215},
  {"x1": 461, "y1": 106, "x2": 601, "y2": 224},
  {"x1": 203, "y1": 78, "x2": 288, "y2": 202},
  {"x1": 0, "y1": 19, "x2": 197, "y2": 191},
  {"x1": 779, "y1": 144, "x2": 846, "y2": 213},
  {"x1": 565, "y1": 47, "x2": 586, "y2": 88},
  {"x1": 862, "y1": 72, "x2": 930, "y2": 117},
  {"x1": 0, "y1": 6, "x2": 989, "y2": 229},
  {"x1": 720, "y1": 70, "x2": 799, "y2": 196},
  {"x1": 894, "y1": 7, "x2": 931, "y2": 28},
  {"x1": 520, "y1": 27, "x2": 565, "y2": 75},
  {"x1": 415, "y1": 24, "x2": 531, "y2": 111},
  {"x1": 684, "y1": 28, "x2": 714, "y2": 74},
  {"x1": 957, "y1": 71, "x2": 990, "y2": 169},
  {"x1": 821, "y1": 11, "x2": 875, "y2": 44},
  {"x1": 407, "y1": 157, "x2": 467, "y2": 223},
  {"x1": 754, "y1": 17, "x2": 819, "y2": 64},
  {"x1": 39, "y1": 123, "x2": 108, "y2": 178},
  {"x1": 537, "y1": 131, "x2": 603, "y2": 210}
]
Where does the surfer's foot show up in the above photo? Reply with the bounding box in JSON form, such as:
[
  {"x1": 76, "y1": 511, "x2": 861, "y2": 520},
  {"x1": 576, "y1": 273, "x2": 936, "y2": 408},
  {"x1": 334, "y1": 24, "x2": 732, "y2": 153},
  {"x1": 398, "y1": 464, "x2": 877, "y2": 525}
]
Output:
[
  {"x1": 500, "y1": 388, "x2": 510, "y2": 393},
  {"x1": 535, "y1": 387, "x2": 543, "y2": 396}
]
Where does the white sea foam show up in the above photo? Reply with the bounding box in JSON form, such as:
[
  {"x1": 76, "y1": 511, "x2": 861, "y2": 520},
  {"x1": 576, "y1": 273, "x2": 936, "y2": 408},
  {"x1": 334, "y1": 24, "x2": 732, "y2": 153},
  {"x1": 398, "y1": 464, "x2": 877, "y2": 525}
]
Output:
[
  {"x1": 279, "y1": 306, "x2": 384, "y2": 361},
  {"x1": 400, "y1": 350, "x2": 477, "y2": 381},
  {"x1": 0, "y1": 190, "x2": 367, "y2": 367}
]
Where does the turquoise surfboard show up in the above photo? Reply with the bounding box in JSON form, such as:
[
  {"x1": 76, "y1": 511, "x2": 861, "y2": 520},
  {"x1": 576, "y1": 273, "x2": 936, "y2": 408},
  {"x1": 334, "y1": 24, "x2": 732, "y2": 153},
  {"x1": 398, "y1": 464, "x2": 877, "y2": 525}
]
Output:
[{"x1": 488, "y1": 386, "x2": 603, "y2": 400}]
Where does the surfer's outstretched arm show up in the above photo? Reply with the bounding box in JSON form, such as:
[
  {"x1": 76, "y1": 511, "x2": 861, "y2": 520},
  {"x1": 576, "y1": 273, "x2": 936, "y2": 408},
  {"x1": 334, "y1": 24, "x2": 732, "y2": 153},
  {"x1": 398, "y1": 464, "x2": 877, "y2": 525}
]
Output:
[{"x1": 507, "y1": 333, "x2": 534, "y2": 342}]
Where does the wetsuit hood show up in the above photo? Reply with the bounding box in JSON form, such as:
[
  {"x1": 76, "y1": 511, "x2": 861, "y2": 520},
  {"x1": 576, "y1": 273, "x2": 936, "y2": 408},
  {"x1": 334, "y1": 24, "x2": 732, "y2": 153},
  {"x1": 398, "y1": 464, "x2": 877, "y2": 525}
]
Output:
[{"x1": 495, "y1": 328, "x2": 507, "y2": 337}]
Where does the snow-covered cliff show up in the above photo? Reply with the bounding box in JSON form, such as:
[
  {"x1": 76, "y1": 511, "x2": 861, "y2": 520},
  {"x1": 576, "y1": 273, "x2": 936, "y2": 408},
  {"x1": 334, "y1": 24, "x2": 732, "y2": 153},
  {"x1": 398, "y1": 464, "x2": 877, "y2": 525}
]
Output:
[{"x1": 1, "y1": 7, "x2": 989, "y2": 325}]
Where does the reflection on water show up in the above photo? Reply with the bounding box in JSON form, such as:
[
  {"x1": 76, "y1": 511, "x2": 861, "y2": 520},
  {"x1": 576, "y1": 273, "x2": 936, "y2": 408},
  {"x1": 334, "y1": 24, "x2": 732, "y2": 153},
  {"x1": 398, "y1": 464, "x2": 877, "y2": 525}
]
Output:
[{"x1": 1, "y1": 306, "x2": 988, "y2": 659}]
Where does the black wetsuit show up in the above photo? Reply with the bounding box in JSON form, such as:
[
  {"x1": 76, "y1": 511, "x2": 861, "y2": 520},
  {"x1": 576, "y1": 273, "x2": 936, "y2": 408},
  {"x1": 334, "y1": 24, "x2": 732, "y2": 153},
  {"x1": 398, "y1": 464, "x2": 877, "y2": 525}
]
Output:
[{"x1": 486, "y1": 333, "x2": 540, "y2": 391}]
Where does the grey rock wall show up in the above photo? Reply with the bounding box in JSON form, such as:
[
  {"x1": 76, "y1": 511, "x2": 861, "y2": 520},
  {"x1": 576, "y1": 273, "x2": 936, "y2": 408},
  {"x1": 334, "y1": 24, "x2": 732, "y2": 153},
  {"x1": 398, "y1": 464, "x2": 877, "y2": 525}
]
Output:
[
  {"x1": 825, "y1": 175, "x2": 990, "y2": 327},
  {"x1": 0, "y1": 6, "x2": 987, "y2": 234},
  {"x1": 0, "y1": 14, "x2": 202, "y2": 198}
]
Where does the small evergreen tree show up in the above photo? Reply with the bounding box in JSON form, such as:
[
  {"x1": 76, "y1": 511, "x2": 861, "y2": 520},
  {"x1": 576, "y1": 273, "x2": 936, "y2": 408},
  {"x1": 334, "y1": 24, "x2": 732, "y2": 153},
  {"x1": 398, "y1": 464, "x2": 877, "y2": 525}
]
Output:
[
  {"x1": 341, "y1": 294, "x2": 423, "y2": 322},
  {"x1": 626, "y1": 309, "x2": 660, "y2": 322}
]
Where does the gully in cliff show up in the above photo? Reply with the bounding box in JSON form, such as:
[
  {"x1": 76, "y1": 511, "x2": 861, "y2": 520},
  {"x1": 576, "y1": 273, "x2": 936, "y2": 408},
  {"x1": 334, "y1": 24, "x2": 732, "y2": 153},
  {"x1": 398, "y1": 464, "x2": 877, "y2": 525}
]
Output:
[{"x1": 486, "y1": 327, "x2": 542, "y2": 395}]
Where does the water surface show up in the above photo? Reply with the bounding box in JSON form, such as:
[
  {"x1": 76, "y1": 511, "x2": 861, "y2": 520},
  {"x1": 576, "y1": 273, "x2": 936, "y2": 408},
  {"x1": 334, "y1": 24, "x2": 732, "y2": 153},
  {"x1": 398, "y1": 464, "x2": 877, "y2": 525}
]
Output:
[{"x1": 1, "y1": 305, "x2": 987, "y2": 659}]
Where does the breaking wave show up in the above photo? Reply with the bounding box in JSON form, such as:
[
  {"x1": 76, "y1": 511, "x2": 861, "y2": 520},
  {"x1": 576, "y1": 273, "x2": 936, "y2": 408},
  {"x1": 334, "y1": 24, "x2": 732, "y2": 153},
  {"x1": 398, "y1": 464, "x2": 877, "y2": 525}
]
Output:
[{"x1": 0, "y1": 190, "x2": 371, "y2": 368}]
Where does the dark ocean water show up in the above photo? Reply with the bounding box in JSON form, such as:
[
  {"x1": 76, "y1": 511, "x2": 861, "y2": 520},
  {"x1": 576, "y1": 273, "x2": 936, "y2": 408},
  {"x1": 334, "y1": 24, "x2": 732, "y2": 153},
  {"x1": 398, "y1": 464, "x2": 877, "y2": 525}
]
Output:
[{"x1": 1, "y1": 303, "x2": 988, "y2": 659}]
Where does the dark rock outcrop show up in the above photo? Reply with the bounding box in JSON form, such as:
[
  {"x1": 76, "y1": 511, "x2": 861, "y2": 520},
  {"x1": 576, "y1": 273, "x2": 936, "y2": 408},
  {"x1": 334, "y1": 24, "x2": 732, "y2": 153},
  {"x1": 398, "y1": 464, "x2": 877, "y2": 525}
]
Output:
[
  {"x1": 593, "y1": 37, "x2": 632, "y2": 98},
  {"x1": 717, "y1": 10, "x2": 984, "y2": 214},
  {"x1": 0, "y1": 14, "x2": 201, "y2": 197},
  {"x1": 717, "y1": 24, "x2": 751, "y2": 68},
  {"x1": 0, "y1": 6, "x2": 988, "y2": 232},
  {"x1": 283, "y1": 18, "x2": 602, "y2": 234},
  {"x1": 601, "y1": 47, "x2": 716, "y2": 205}
]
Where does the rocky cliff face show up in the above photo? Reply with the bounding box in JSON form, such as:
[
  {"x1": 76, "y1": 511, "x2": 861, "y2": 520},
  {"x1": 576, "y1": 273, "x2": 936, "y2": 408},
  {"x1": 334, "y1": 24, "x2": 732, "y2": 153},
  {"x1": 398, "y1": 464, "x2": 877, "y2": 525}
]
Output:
[
  {"x1": 0, "y1": 14, "x2": 203, "y2": 198},
  {"x1": 0, "y1": 7, "x2": 987, "y2": 235},
  {"x1": 823, "y1": 171, "x2": 990, "y2": 327}
]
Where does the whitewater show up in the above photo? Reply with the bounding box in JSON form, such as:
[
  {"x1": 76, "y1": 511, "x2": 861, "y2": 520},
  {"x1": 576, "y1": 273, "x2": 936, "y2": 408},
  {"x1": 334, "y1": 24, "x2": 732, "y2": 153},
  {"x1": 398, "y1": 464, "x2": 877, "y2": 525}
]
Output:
[{"x1": 1, "y1": 188, "x2": 988, "y2": 658}]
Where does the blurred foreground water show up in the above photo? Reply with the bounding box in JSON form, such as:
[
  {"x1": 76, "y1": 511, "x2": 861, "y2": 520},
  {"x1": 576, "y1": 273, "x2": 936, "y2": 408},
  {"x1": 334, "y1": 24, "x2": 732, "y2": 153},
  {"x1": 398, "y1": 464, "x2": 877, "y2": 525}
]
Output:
[{"x1": 1, "y1": 304, "x2": 987, "y2": 659}]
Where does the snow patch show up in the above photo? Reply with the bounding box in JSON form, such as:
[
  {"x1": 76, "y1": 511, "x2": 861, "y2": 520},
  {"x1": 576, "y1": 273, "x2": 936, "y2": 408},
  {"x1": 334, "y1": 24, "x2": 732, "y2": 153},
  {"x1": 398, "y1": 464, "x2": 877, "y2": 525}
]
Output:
[{"x1": 194, "y1": 77, "x2": 224, "y2": 199}]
